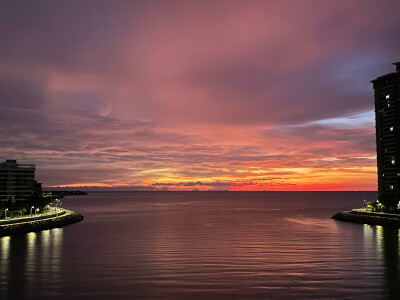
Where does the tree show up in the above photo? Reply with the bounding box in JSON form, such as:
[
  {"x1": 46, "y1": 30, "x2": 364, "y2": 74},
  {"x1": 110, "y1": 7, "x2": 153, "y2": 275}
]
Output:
[{"x1": 378, "y1": 193, "x2": 398, "y2": 213}]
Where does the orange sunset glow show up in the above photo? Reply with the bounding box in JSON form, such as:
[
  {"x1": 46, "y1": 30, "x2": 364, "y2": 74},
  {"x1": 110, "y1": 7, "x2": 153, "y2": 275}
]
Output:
[{"x1": 1, "y1": 1, "x2": 399, "y2": 191}]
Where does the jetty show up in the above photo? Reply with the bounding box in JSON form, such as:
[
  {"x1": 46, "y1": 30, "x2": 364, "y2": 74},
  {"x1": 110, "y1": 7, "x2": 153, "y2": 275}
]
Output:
[
  {"x1": 332, "y1": 209, "x2": 400, "y2": 228},
  {"x1": 0, "y1": 209, "x2": 83, "y2": 237}
]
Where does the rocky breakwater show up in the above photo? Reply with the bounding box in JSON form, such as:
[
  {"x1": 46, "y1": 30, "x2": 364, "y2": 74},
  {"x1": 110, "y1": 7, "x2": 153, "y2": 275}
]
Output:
[
  {"x1": 0, "y1": 209, "x2": 84, "y2": 237},
  {"x1": 332, "y1": 209, "x2": 400, "y2": 228}
]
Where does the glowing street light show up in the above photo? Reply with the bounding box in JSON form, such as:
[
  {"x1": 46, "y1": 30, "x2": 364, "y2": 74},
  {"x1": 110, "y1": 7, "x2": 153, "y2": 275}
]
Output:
[
  {"x1": 5, "y1": 208, "x2": 8, "y2": 220},
  {"x1": 30, "y1": 206, "x2": 34, "y2": 217},
  {"x1": 35, "y1": 208, "x2": 39, "y2": 215},
  {"x1": 55, "y1": 199, "x2": 59, "y2": 211}
]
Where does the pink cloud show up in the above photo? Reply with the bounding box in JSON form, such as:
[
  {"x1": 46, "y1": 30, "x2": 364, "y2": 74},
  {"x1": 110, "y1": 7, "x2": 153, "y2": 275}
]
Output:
[{"x1": 1, "y1": 0, "x2": 399, "y2": 190}]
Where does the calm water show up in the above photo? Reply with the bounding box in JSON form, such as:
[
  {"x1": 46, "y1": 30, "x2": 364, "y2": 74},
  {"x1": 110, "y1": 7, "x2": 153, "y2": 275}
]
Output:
[{"x1": 1, "y1": 191, "x2": 399, "y2": 299}]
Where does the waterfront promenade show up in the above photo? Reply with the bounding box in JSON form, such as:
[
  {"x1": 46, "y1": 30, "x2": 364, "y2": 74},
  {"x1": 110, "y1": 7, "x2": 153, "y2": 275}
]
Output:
[
  {"x1": 0, "y1": 209, "x2": 66, "y2": 225},
  {"x1": 0, "y1": 209, "x2": 83, "y2": 236}
]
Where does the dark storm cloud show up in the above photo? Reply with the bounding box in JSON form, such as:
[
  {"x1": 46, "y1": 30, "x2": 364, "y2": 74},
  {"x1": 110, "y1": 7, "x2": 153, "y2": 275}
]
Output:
[{"x1": 0, "y1": 0, "x2": 148, "y2": 73}]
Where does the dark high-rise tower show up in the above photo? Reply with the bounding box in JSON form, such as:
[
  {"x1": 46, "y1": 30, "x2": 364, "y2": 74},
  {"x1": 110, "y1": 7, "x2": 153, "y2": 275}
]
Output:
[
  {"x1": 372, "y1": 62, "x2": 400, "y2": 209},
  {"x1": 0, "y1": 160, "x2": 40, "y2": 202}
]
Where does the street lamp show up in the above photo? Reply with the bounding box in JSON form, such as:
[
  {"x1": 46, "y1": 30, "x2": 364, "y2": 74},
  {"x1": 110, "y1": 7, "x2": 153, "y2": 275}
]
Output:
[
  {"x1": 376, "y1": 200, "x2": 382, "y2": 212},
  {"x1": 30, "y1": 206, "x2": 34, "y2": 217},
  {"x1": 5, "y1": 208, "x2": 8, "y2": 220},
  {"x1": 36, "y1": 208, "x2": 39, "y2": 215}
]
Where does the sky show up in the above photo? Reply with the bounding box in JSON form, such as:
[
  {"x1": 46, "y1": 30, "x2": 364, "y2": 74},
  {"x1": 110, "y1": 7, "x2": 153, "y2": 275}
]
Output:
[{"x1": 1, "y1": 0, "x2": 400, "y2": 191}]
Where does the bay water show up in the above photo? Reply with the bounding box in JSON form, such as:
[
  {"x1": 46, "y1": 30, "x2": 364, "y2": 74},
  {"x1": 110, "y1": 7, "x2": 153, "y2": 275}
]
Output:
[{"x1": 1, "y1": 191, "x2": 399, "y2": 299}]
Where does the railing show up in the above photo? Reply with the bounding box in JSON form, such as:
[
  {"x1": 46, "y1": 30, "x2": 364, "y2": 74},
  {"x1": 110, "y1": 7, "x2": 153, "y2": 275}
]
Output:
[{"x1": 0, "y1": 210, "x2": 66, "y2": 225}]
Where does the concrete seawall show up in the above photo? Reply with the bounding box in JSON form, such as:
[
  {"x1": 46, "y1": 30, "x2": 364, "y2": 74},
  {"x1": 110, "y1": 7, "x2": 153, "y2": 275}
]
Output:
[
  {"x1": 332, "y1": 210, "x2": 400, "y2": 228},
  {"x1": 0, "y1": 209, "x2": 83, "y2": 237}
]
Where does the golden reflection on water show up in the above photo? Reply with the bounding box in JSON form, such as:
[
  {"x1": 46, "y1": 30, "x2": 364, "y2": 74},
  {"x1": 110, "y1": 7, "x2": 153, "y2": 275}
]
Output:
[
  {"x1": 0, "y1": 236, "x2": 11, "y2": 292},
  {"x1": 48, "y1": 228, "x2": 63, "y2": 275},
  {"x1": 26, "y1": 232, "x2": 37, "y2": 283},
  {"x1": 376, "y1": 225, "x2": 384, "y2": 249},
  {"x1": 1, "y1": 236, "x2": 10, "y2": 260},
  {"x1": 0, "y1": 229, "x2": 63, "y2": 298}
]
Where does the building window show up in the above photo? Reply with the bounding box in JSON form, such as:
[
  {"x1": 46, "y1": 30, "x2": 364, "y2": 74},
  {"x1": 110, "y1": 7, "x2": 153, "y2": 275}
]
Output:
[
  {"x1": 390, "y1": 185, "x2": 394, "y2": 190},
  {"x1": 383, "y1": 173, "x2": 385, "y2": 177},
  {"x1": 388, "y1": 103, "x2": 391, "y2": 107},
  {"x1": 386, "y1": 95, "x2": 390, "y2": 99},
  {"x1": 392, "y1": 160, "x2": 396, "y2": 165},
  {"x1": 390, "y1": 127, "x2": 394, "y2": 131}
]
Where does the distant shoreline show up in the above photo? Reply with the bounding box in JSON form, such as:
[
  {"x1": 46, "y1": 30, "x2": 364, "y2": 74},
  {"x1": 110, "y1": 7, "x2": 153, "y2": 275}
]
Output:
[
  {"x1": 42, "y1": 190, "x2": 378, "y2": 192},
  {"x1": 332, "y1": 209, "x2": 400, "y2": 228},
  {"x1": 0, "y1": 209, "x2": 83, "y2": 237}
]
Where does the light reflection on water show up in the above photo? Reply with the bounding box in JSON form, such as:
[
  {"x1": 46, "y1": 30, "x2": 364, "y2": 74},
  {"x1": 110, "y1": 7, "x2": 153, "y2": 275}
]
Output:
[
  {"x1": 0, "y1": 191, "x2": 399, "y2": 299},
  {"x1": 0, "y1": 228, "x2": 63, "y2": 299},
  {"x1": 362, "y1": 224, "x2": 400, "y2": 299},
  {"x1": 0, "y1": 236, "x2": 10, "y2": 293}
]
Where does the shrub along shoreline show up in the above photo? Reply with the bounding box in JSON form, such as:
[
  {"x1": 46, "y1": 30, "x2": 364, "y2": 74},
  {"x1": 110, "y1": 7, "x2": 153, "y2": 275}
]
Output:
[{"x1": 0, "y1": 209, "x2": 83, "y2": 237}]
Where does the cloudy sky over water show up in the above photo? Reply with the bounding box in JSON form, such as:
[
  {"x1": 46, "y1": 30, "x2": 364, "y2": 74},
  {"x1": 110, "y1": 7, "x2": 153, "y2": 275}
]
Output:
[{"x1": 1, "y1": 0, "x2": 400, "y2": 190}]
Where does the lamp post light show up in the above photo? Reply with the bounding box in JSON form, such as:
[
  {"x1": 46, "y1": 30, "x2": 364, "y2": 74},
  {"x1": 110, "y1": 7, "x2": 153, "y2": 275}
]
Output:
[
  {"x1": 5, "y1": 208, "x2": 8, "y2": 220},
  {"x1": 36, "y1": 208, "x2": 39, "y2": 215},
  {"x1": 30, "y1": 206, "x2": 34, "y2": 217},
  {"x1": 376, "y1": 200, "x2": 382, "y2": 212}
]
